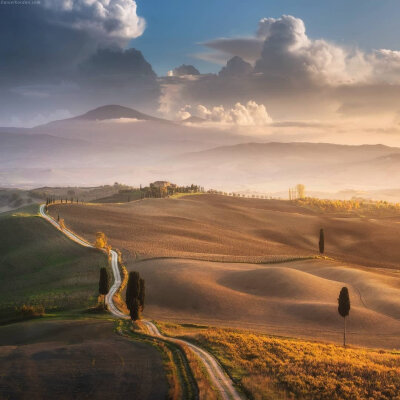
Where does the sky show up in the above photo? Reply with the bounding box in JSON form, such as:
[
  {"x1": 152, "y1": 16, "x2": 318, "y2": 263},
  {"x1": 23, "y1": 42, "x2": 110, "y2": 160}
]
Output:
[
  {"x1": 133, "y1": 0, "x2": 400, "y2": 75},
  {"x1": 2, "y1": 0, "x2": 400, "y2": 145}
]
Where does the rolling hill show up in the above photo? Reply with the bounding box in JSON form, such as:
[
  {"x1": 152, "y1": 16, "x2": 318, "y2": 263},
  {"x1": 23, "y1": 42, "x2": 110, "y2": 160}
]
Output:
[
  {"x1": 47, "y1": 194, "x2": 400, "y2": 348},
  {"x1": 0, "y1": 205, "x2": 107, "y2": 322}
]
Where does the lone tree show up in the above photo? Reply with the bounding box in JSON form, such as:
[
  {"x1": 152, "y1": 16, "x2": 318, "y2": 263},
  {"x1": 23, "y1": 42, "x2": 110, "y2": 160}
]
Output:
[
  {"x1": 126, "y1": 271, "x2": 143, "y2": 321},
  {"x1": 319, "y1": 228, "x2": 325, "y2": 254},
  {"x1": 338, "y1": 287, "x2": 351, "y2": 347},
  {"x1": 139, "y1": 278, "x2": 145, "y2": 311},
  {"x1": 99, "y1": 267, "x2": 110, "y2": 308},
  {"x1": 95, "y1": 232, "x2": 108, "y2": 250}
]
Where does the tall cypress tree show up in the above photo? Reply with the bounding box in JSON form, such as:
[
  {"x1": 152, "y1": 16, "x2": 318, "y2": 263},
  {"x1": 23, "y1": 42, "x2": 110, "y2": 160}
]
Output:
[
  {"x1": 319, "y1": 228, "x2": 325, "y2": 254},
  {"x1": 139, "y1": 278, "x2": 145, "y2": 311},
  {"x1": 338, "y1": 287, "x2": 351, "y2": 347},
  {"x1": 126, "y1": 271, "x2": 140, "y2": 312},
  {"x1": 129, "y1": 298, "x2": 140, "y2": 321},
  {"x1": 99, "y1": 267, "x2": 110, "y2": 308}
]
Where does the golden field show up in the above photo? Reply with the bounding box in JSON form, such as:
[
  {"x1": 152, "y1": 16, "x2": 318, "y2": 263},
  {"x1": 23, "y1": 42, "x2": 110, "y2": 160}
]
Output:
[{"x1": 158, "y1": 322, "x2": 400, "y2": 400}]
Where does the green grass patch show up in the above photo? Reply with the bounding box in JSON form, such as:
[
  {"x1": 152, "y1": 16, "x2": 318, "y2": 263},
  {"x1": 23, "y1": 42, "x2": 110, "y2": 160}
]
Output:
[{"x1": 0, "y1": 211, "x2": 107, "y2": 322}]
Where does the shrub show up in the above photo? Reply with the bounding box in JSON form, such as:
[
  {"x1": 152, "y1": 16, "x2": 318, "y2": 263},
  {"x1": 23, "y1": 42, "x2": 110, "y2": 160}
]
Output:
[{"x1": 16, "y1": 304, "x2": 45, "y2": 318}]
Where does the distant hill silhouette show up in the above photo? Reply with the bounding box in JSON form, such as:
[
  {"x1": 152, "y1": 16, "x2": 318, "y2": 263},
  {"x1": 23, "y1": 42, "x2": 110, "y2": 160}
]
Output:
[
  {"x1": 73, "y1": 105, "x2": 168, "y2": 123},
  {"x1": 181, "y1": 115, "x2": 206, "y2": 124}
]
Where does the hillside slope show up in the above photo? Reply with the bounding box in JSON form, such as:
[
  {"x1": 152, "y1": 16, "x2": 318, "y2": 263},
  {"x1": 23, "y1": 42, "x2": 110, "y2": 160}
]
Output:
[
  {"x1": 50, "y1": 194, "x2": 400, "y2": 269},
  {"x1": 0, "y1": 206, "x2": 107, "y2": 321}
]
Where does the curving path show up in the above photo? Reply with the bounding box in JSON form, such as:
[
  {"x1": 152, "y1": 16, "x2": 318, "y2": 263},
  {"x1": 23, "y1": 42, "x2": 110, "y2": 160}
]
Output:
[
  {"x1": 40, "y1": 204, "x2": 243, "y2": 400},
  {"x1": 143, "y1": 320, "x2": 242, "y2": 400},
  {"x1": 39, "y1": 204, "x2": 127, "y2": 319}
]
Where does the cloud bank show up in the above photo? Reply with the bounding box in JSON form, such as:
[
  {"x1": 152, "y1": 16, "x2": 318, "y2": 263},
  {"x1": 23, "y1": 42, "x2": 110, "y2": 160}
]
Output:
[
  {"x1": 178, "y1": 101, "x2": 272, "y2": 126},
  {"x1": 162, "y1": 14, "x2": 400, "y2": 128}
]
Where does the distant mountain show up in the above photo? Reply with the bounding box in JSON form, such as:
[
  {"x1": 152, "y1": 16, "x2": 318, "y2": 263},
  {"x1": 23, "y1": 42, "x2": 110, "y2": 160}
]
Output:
[
  {"x1": 163, "y1": 142, "x2": 400, "y2": 192},
  {"x1": 181, "y1": 115, "x2": 207, "y2": 124},
  {"x1": 174, "y1": 142, "x2": 400, "y2": 171},
  {"x1": 72, "y1": 105, "x2": 168, "y2": 123}
]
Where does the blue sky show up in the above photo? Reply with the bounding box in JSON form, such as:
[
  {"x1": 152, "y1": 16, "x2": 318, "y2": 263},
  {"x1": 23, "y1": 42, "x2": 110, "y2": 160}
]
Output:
[{"x1": 133, "y1": 0, "x2": 400, "y2": 75}]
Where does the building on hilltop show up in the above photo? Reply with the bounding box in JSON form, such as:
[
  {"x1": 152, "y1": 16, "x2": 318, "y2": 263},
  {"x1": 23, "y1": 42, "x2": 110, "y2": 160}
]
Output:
[{"x1": 150, "y1": 181, "x2": 177, "y2": 189}]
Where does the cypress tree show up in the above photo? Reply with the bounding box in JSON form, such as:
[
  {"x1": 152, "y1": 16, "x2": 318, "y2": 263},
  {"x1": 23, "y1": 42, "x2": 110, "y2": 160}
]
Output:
[
  {"x1": 129, "y1": 298, "x2": 140, "y2": 321},
  {"x1": 126, "y1": 271, "x2": 140, "y2": 312},
  {"x1": 139, "y1": 278, "x2": 145, "y2": 311},
  {"x1": 338, "y1": 287, "x2": 351, "y2": 347},
  {"x1": 319, "y1": 228, "x2": 325, "y2": 254},
  {"x1": 99, "y1": 267, "x2": 110, "y2": 308}
]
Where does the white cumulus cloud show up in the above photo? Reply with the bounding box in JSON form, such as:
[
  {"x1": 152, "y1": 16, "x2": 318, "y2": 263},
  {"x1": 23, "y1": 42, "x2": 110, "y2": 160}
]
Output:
[
  {"x1": 178, "y1": 101, "x2": 272, "y2": 126},
  {"x1": 43, "y1": 0, "x2": 145, "y2": 44}
]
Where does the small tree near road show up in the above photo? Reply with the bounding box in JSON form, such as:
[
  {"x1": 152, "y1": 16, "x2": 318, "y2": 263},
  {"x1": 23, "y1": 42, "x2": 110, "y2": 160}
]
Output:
[
  {"x1": 99, "y1": 267, "x2": 109, "y2": 309},
  {"x1": 338, "y1": 287, "x2": 351, "y2": 347},
  {"x1": 95, "y1": 232, "x2": 108, "y2": 249},
  {"x1": 319, "y1": 228, "x2": 325, "y2": 254}
]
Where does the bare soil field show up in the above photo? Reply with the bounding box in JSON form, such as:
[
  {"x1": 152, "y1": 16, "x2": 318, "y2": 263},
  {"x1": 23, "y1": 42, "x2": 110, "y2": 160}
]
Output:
[
  {"x1": 51, "y1": 194, "x2": 400, "y2": 269},
  {"x1": 0, "y1": 319, "x2": 168, "y2": 400},
  {"x1": 49, "y1": 195, "x2": 400, "y2": 348},
  {"x1": 131, "y1": 258, "x2": 400, "y2": 349}
]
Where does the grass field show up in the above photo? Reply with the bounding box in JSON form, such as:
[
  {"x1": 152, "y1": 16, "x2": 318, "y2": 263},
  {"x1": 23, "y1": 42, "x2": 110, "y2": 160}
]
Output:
[
  {"x1": 158, "y1": 322, "x2": 400, "y2": 400},
  {"x1": 0, "y1": 205, "x2": 107, "y2": 321},
  {"x1": 0, "y1": 319, "x2": 168, "y2": 400}
]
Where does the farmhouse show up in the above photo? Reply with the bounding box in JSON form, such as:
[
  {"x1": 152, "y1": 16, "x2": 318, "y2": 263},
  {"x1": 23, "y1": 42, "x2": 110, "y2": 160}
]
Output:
[{"x1": 150, "y1": 181, "x2": 177, "y2": 189}]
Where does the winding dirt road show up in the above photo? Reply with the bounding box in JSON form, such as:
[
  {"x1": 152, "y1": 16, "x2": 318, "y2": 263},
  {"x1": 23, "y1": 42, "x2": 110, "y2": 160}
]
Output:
[
  {"x1": 39, "y1": 204, "x2": 243, "y2": 400},
  {"x1": 143, "y1": 321, "x2": 242, "y2": 400}
]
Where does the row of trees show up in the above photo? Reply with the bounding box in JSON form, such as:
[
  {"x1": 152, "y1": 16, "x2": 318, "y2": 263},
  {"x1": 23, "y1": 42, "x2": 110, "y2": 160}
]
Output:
[
  {"x1": 288, "y1": 184, "x2": 305, "y2": 200},
  {"x1": 46, "y1": 197, "x2": 80, "y2": 205},
  {"x1": 140, "y1": 183, "x2": 205, "y2": 199}
]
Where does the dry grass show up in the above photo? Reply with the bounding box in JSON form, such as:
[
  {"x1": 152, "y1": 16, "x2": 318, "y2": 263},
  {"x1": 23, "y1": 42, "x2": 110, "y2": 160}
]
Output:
[
  {"x1": 294, "y1": 197, "x2": 400, "y2": 216},
  {"x1": 178, "y1": 342, "x2": 219, "y2": 400},
  {"x1": 158, "y1": 323, "x2": 400, "y2": 400}
]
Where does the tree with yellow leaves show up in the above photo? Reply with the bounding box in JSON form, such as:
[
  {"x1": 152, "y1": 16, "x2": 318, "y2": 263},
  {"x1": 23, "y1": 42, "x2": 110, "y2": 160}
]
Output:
[
  {"x1": 296, "y1": 184, "x2": 305, "y2": 199},
  {"x1": 95, "y1": 232, "x2": 108, "y2": 249}
]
